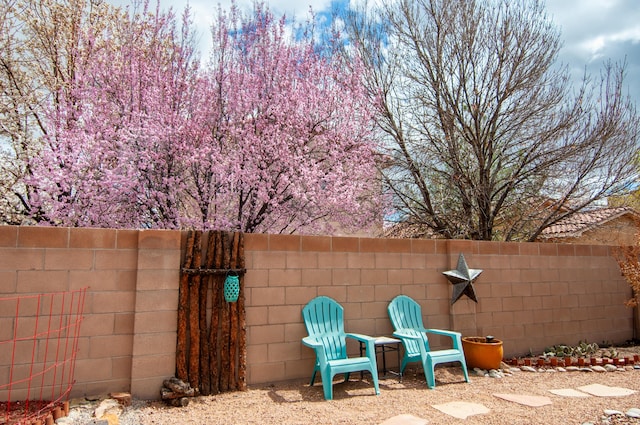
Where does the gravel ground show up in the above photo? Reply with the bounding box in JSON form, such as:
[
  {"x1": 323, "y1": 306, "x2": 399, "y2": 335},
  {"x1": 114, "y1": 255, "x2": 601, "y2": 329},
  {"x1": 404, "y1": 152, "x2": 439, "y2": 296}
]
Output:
[{"x1": 66, "y1": 346, "x2": 640, "y2": 425}]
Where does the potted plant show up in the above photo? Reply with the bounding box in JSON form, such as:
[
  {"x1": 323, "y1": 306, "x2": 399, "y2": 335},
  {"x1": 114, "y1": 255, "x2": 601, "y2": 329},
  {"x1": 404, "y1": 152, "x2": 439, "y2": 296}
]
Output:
[{"x1": 461, "y1": 335, "x2": 504, "y2": 370}]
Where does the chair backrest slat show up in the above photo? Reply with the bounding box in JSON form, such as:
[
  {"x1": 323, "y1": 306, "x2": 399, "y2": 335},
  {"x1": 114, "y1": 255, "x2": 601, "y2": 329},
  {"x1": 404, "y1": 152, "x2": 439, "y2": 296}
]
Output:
[
  {"x1": 388, "y1": 295, "x2": 430, "y2": 355},
  {"x1": 302, "y1": 296, "x2": 347, "y2": 361}
]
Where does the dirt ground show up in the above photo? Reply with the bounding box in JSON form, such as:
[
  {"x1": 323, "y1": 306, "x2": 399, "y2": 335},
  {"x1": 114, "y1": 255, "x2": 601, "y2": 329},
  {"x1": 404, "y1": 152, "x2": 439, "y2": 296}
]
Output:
[{"x1": 129, "y1": 346, "x2": 640, "y2": 425}]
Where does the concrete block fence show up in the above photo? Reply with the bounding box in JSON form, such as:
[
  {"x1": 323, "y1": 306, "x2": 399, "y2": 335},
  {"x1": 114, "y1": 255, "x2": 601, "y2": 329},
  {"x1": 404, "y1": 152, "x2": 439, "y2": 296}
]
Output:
[{"x1": 0, "y1": 227, "x2": 633, "y2": 400}]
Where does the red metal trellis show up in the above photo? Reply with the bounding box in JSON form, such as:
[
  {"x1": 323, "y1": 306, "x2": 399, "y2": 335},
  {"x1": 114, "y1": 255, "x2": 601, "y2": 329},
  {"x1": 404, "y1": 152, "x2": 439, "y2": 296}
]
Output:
[{"x1": 0, "y1": 288, "x2": 87, "y2": 425}]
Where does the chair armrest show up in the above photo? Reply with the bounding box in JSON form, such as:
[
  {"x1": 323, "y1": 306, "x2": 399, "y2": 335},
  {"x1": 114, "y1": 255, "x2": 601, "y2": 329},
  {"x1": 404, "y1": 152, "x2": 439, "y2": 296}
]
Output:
[
  {"x1": 425, "y1": 329, "x2": 461, "y2": 338},
  {"x1": 302, "y1": 336, "x2": 323, "y2": 349},
  {"x1": 345, "y1": 333, "x2": 375, "y2": 344},
  {"x1": 302, "y1": 336, "x2": 329, "y2": 369},
  {"x1": 394, "y1": 328, "x2": 463, "y2": 350},
  {"x1": 346, "y1": 333, "x2": 378, "y2": 372},
  {"x1": 425, "y1": 329, "x2": 463, "y2": 349},
  {"x1": 392, "y1": 330, "x2": 423, "y2": 342}
]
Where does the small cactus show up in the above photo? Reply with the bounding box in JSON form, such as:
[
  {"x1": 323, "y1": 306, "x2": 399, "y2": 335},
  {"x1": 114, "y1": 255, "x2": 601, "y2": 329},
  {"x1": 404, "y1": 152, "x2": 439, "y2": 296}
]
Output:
[{"x1": 544, "y1": 341, "x2": 600, "y2": 358}]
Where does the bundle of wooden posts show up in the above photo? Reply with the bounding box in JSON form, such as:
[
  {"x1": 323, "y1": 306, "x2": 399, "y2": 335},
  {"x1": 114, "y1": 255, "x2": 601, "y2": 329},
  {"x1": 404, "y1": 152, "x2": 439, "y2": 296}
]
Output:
[{"x1": 176, "y1": 231, "x2": 247, "y2": 396}]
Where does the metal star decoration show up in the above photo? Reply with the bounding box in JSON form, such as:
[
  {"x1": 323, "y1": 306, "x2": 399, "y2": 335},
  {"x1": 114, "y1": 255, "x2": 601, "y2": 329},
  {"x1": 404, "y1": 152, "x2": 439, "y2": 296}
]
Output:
[{"x1": 442, "y1": 253, "x2": 482, "y2": 305}]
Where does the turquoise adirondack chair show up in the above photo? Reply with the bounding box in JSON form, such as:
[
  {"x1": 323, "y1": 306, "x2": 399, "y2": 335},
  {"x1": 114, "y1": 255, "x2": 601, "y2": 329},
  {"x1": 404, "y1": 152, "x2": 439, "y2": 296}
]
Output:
[
  {"x1": 387, "y1": 295, "x2": 469, "y2": 388},
  {"x1": 301, "y1": 296, "x2": 380, "y2": 400}
]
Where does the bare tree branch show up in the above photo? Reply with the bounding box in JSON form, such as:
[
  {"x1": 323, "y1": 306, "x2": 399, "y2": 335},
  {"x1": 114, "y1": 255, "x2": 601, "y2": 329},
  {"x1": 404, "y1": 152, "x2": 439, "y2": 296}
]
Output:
[{"x1": 344, "y1": 0, "x2": 639, "y2": 241}]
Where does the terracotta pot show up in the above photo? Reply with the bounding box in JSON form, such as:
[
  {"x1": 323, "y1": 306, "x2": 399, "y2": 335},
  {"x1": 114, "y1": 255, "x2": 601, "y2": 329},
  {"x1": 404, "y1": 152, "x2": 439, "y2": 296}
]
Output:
[
  {"x1": 524, "y1": 358, "x2": 532, "y2": 366},
  {"x1": 590, "y1": 357, "x2": 597, "y2": 366},
  {"x1": 550, "y1": 357, "x2": 558, "y2": 367},
  {"x1": 577, "y1": 358, "x2": 585, "y2": 366},
  {"x1": 564, "y1": 356, "x2": 572, "y2": 366},
  {"x1": 536, "y1": 358, "x2": 544, "y2": 367},
  {"x1": 461, "y1": 336, "x2": 504, "y2": 370}
]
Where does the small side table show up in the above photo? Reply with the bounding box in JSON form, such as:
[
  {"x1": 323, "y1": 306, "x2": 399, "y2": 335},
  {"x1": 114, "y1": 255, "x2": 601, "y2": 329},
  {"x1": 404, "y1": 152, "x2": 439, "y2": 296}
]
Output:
[{"x1": 359, "y1": 336, "x2": 402, "y2": 381}]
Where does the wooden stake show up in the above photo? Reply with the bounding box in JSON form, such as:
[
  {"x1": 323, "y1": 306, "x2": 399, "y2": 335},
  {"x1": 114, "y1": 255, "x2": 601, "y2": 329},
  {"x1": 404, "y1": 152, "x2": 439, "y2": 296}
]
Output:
[
  {"x1": 199, "y1": 232, "x2": 216, "y2": 396},
  {"x1": 219, "y1": 231, "x2": 231, "y2": 391},
  {"x1": 209, "y1": 231, "x2": 223, "y2": 394},
  {"x1": 237, "y1": 233, "x2": 247, "y2": 390},
  {"x1": 177, "y1": 231, "x2": 195, "y2": 382},
  {"x1": 228, "y1": 232, "x2": 241, "y2": 390},
  {"x1": 188, "y1": 231, "x2": 202, "y2": 392}
]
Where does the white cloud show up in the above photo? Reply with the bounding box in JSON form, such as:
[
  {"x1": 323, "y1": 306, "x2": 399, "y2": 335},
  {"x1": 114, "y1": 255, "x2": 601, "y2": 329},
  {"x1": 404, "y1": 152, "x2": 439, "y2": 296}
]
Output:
[
  {"x1": 112, "y1": 0, "x2": 640, "y2": 102},
  {"x1": 580, "y1": 27, "x2": 640, "y2": 62}
]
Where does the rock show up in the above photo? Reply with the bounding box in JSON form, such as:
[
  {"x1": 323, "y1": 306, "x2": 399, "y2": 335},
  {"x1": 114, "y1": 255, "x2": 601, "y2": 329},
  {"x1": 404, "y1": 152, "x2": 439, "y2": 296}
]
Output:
[
  {"x1": 488, "y1": 369, "x2": 503, "y2": 378},
  {"x1": 100, "y1": 413, "x2": 119, "y2": 425},
  {"x1": 603, "y1": 364, "x2": 618, "y2": 372},
  {"x1": 626, "y1": 408, "x2": 640, "y2": 418},
  {"x1": 163, "y1": 377, "x2": 195, "y2": 396},
  {"x1": 520, "y1": 366, "x2": 537, "y2": 372},
  {"x1": 55, "y1": 418, "x2": 73, "y2": 424},
  {"x1": 161, "y1": 387, "x2": 185, "y2": 400},
  {"x1": 94, "y1": 399, "x2": 123, "y2": 419},
  {"x1": 162, "y1": 377, "x2": 196, "y2": 405},
  {"x1": 565, "y1": 366, "x2": 580, "y2": 372},
  {"x1": 168, "y1": 397, "x2": 190, "y2": 407},
  {"x1": 69, "y1": 397, "x2": 92, "y2": 408},
  {"x1": 556, "y1": 367, "x2": 566, "y2": 372},
  {"x1": 109, "y1": 392, "x2": 131, "y2": 407},
  {"x1": 579, "y1": 367, "x2": 594, "y2": 372},
  {"x1": 591, "y1": 365, "x2": 607, "y2": 372},
  {"x1": 473, "y1": 367, "x2": 486, "y2": 376},
  {"x1": 604, "y1": 409, "x2": 624, "y2": 416}
]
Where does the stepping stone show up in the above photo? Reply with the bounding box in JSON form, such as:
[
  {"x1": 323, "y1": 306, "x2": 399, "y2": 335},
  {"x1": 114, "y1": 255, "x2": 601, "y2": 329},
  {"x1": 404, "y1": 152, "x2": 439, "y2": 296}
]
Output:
[
  {"x1": 577, "y1": 384, "x2": 636, "y2": 397},
  {"x1": 627, "y1": 408, "x2": 640, "y2": 418},
  {"x1": 431, "y1": 401, "x2": 490, "y2": 419},
  {"x1": 493, "y1": 393, "x2": 552, "y2": 407},
  {"x1": 548, "y1": 388, "x2": 590, "y2": 397},
  {"x1": 379, "y1": 413, "x2": 428, "y2": 425}
]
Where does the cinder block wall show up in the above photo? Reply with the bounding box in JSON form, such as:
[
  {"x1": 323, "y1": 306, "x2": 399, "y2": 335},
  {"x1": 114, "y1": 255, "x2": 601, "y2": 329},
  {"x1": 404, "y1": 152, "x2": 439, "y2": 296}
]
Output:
[
  {"x1": 0, "y1": 226, "x2": 181, "y2": 400},
  {"x1": 243, "y1": 234, "x2": 633, "y2": 385},
  {"x1": 0, "y1": 227, "x2": 633, "y2": 400}
]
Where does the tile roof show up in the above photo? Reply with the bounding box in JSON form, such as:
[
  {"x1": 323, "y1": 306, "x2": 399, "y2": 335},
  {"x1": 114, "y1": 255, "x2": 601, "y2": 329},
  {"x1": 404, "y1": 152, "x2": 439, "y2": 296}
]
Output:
[
  {"x1": 540, "y1": 207, "x2": 639, "y2": 238},
  {"x1": 380, "y1": 221, "x2": 437, "y2": 239}
]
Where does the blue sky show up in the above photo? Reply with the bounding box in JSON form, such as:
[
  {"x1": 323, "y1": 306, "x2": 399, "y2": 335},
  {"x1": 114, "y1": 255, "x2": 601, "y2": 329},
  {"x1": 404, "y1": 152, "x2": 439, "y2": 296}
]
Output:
[{"x1": 115, "y1": 0, "x2": 640, "y2": 103}]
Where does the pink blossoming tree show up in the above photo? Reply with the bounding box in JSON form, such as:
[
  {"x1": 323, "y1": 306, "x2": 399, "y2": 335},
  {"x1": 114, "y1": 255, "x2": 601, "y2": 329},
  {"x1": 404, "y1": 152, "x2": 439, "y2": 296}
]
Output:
[{"x1": 27, "y1": 1, "x2": 382, "y2": 233}]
